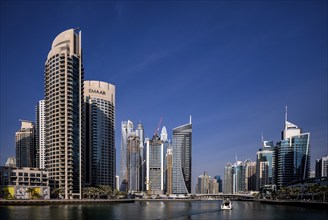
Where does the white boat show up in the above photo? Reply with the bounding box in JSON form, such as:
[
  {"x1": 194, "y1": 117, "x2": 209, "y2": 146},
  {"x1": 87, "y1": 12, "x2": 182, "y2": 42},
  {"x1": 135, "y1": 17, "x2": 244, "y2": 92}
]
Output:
[{"x1": 221, "y1": 199, "x2": 233, "y2": 210}]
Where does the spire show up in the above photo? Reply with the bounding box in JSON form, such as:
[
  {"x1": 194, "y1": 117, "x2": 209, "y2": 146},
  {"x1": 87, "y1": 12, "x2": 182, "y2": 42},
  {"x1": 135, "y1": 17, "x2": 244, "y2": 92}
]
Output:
[
  {"x1": 285, "y1": 106, "x2": 288, "y2": 129},
  {"x1": 261, "y1": 132, "x2": 264, "y2": 147},
  {"x1": 189, "y1": 115, "x2": 192, "y2": 124}
]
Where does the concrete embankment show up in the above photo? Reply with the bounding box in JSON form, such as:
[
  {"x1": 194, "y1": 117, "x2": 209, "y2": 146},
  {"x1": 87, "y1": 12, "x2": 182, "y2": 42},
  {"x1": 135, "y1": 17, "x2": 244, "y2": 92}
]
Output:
[
  {"x1": 259, "y1": 199, "x2": 328, "y2": 209},
  {"x1": 0, "y1": 199, "x2": 135, "y2": 206}
]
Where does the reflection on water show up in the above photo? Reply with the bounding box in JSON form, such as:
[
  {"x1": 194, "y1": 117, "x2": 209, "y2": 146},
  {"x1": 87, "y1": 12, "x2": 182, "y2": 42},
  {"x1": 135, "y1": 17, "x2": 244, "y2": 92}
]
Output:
[{"x1": 0, "y1": 200, "x2": 328, "y2": 220}]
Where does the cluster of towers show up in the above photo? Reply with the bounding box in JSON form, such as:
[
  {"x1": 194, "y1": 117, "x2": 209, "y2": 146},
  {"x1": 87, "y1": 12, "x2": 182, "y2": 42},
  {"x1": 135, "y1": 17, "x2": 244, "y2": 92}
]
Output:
[
  {"x1": 224, "y1": 109, "x2": 311, "y2": 194},
  {"x1": 120, "y1": 118, "x2": 192, "y2": 195},
  {"x1": 14, "y1": 29, "x2": 116, "y2": 199},
  {"x1": 14, "y1": 29, "x2": 193, "y2": 199}
]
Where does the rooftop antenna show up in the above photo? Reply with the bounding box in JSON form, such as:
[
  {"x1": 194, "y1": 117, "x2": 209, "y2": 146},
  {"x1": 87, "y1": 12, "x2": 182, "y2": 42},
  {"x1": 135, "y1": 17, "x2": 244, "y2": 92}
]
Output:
[
  {"x1": 189, "y1": 115, "x2": 192, "y2": 124},
  {"x1": 285, "y1": 106, "x2": 288, "y2": 129},
  {"x1": 261, "y1": 132, "x2": 264, "y2": 147}
]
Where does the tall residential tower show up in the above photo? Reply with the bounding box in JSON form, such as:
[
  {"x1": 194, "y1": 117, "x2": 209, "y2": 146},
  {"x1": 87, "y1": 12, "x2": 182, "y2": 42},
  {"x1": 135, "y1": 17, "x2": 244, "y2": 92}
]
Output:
[
  {"x1": 44, "y1": 29, "x2": 84, "y2": 199},
  {"x1": 84, "y1": 80, "x2": 115, "y2": 189}
]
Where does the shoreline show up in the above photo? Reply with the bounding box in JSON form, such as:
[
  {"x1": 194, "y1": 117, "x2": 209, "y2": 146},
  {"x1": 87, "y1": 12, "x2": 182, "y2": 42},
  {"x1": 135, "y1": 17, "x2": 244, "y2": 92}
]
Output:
[
  {"x1": 1, "y1": 198, "x2": 328, "y2": 209},
  {"x1": 0, "y1": 199, "x2": 135, "y2": 206},
  {"x1": 258, "y1": 199, "x2": 328, "y2": 209}
]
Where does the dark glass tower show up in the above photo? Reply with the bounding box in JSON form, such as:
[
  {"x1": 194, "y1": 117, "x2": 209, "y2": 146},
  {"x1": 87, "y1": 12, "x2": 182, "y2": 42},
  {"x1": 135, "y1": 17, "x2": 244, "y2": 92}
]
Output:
[
  {"x1": 172, "y1": 117, "x2": 192, "y2": 194},
  {"x1": 84, "y1": 81, "x2": 115, "y2": 189}
]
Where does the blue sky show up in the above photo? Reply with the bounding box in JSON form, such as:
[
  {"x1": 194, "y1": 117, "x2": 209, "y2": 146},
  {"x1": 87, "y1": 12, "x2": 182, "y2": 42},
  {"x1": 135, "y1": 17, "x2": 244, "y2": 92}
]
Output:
[{"x1": 1, "y1": 1, "x2": 327, "y2": 190}]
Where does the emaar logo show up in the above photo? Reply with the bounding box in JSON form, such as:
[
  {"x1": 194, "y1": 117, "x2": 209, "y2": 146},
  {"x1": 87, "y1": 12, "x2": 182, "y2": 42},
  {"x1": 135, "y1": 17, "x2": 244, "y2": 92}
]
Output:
[{"x1": 89, "y1": 89, "x2": 106, "y2": 95}]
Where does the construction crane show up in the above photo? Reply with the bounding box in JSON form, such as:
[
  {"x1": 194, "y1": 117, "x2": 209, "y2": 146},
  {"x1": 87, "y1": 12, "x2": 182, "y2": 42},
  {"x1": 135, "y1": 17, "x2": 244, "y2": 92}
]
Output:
[{"x1": 153, "y1": 116, "x2": 163, "y2": 137}]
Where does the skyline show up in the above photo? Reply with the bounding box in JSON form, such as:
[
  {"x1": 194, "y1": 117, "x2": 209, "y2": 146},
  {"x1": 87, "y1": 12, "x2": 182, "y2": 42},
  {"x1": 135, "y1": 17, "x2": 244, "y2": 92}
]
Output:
[{"x1": 1, "y1": 1, "x2": 327, "y2": 189}]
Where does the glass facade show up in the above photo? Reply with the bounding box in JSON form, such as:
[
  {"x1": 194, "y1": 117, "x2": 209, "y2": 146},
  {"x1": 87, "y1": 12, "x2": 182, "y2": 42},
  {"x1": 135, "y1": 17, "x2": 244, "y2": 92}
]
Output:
[
  {"x1": 146, "y1": 135, "x2": 164, "y2": 194},
  {"x1": 276, "y1": 133, "x2": 310, "y2": 188},
  {"x1": 172, "y1": 121, "x2": 192, "y2": 194},
  {"x1": 84, "y1": 81, "x2": 116, "y2": 189}
]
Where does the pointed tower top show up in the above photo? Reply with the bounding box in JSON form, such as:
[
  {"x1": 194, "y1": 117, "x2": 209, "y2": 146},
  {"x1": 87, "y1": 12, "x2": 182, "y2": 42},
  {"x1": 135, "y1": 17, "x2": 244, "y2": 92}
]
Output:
[
  {"x1": 285, "y1": 106, "x2": 288, "y2": 129},
  {"x1": 189, "y1": 115, "x2": 192, "y2": 124}
]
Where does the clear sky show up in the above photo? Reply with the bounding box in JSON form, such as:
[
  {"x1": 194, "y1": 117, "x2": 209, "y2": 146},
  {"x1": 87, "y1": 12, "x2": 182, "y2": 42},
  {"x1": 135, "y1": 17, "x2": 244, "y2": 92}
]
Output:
[{"x1": 1, "y1": 1, "x2": 327, "y2": 190}]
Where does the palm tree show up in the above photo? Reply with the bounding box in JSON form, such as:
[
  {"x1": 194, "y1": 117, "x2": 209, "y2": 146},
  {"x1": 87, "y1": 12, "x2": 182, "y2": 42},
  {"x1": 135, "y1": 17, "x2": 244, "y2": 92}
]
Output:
[{"x1": 26, "y1": 188, "x2": 34, "y2": 199}]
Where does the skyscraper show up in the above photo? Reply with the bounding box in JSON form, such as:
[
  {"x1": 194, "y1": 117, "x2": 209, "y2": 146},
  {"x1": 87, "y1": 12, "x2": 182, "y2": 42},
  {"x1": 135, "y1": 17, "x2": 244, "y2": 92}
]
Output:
[
  {"x1": 35, "y1": 100, "x2": 45, "y2": 169},
  {"x1": 120, "y1": 120, "x2": 134, "y2": 191},
  {"x1": 224, "y1": 163, "x2": 233, "y2": 194},
  {"x1": 44, "y1": 29, "x2": 84, "y2": 199},
  {"x1": 256, "y1": 140, "x2": 275, "y2": 190},
  {"x1": 172, "y1": 117, "x2": 192, "y2": 194},
  {"x1": 84, "y1": 80, "x2": 115, "y2": 189},
  {"x1": 146, "y1": 134, "x2": 164, "y2": 195},
  {"x1": 166, "y1": 148, "x2": 173, "y2": 194},
  {"x1": 197, "y1": 172, "x2": 210, "y2": 194},
  {"x1": 15, "y1": 120, "x2": 35, "y2": 168},
  {"x1": 276, "y1": 108, "x2": 310, "y2": 188},
  {"x1": 127, "y1": 133, "x2": 141, "y2": 191},
  {"x1": 244, "y1": 159, "x2": 256, "y2": 191}
]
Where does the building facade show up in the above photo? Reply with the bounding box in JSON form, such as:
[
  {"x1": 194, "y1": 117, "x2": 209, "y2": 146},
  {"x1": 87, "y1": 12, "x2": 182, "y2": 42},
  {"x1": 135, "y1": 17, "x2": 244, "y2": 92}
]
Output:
[
  {"x1": 315, "y1": 156, "x2": 328, "y2": 177},
  {"x1": 172, "y1": 118, "x2": 192, "y2": 194},
  {"x1": 44, "y1": 29, "x2": 84, "y2": 199},
  {"x1": 256, "y1": 140, "x2": 275, "y2": 190},
  {"x1": 35, "y1": 100, "x2": 45, "y2": 169},
  {"x1": 244, "y1": 159, "x2": 256, "y2": 191},
  {"x1": 0, "y1": 166, "x2": 50, "y2": 199},
  {"x1": 224, "y1": 163, "x2": 233, "y2": 194},
  {"x1": 127, "y1": 133, "x2": 141, "y2": 192},
  {"x1": 84, "y1": 80, "x2": 115, "y2": 189},
  {"x1": 120, "y1": 120, "x2": 134, "y2": 191},
  {"x1": 15, "y1": 120, "x2": 35, "y2": 168},
  {"x1": 146, "y1": 134, "x2": 164, "y2": 195},
  {"x1": 276, "y1": 113, "x2": 310, "y2": 188}
]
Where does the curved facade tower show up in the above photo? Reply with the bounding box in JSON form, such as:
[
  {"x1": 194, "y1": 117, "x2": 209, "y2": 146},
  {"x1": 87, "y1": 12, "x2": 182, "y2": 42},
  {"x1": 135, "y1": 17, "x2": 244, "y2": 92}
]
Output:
[
  {"x1": 44, "y1": 29, "x2": 84, "y2": 199},
  {"x1": 172, "y1": 118, "x2": 192, "y2": 194},
  {"x1": 84, "y1": 80, "x2": 115, "y2": 189}
]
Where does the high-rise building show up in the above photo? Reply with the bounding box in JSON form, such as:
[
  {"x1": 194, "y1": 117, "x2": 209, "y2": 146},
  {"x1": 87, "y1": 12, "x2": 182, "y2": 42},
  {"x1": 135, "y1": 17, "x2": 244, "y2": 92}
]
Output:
[
  {"x1": 44, "y1": 29, "x2": 84, "y2": 199},
  {"x1": 214, "y1": 175, "x2": 222, "y2": 192},
  {"x1": 197, "y1": 172, "x2": 210, "y2": 194},
  {"x1": 136, "y1": 122, "x2": 146, "y2": 191},
  {"x1": 15, "y1": 120, "x2": 35, "y2": 168},
  {"x1": 172, "y1": 117, "x2": 192, "y2": 194},
  {"x1": 120, "y1": 120, "x2": 134, "y2": 191},
  {"x1": 127, "y1": 133, "x2": 141, "y2": 192},
  {"x1": 166, "y1": 148, "x2": 173, "y2": 194},
  {"x1": 315, "y1": 156, "x2": 328, "y2": 177},
  {"x1": 146, "y1": 134, "x2": 164, "y2": 195},
  {"x1": 84, "y1": 80, "x2": 115, "y2": 189},
  {"x1": 224, "y1": 163, "x2": 233, "y2": 194},
  {"x1": 256, "y1": 140, "x2": 275, "y2": 190},
  {"x1": 209, "y1": 178, "x2": 219, "y2": 194},
  {"x1": 35, "y1": 100, "x2": 45, "y2": 169},
  {"x1": 244, "y1": 159, "x2": 256, "y2": 191},
  {"x1": 276, "y1": 109, "x2": 310, "y2": 188},
  {"x1": 233, "y1": 161, "x2": 244, "y2": 194},
  {"x1": 160, "y1": 126, "x2": 170, "y2": 193}
]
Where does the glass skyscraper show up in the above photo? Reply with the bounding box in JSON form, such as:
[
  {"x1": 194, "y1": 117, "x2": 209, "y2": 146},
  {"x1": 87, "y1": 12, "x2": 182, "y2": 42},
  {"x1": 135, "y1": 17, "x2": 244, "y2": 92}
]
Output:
[
  {"x1": 84, "y1": 80, "x2": 115, "y2": 189},
  {"x1": 276, "y1": 111, "x2": 310, "y2": 188},
  {"x1": 44, "y1": 29, "x2": 84, "y2": 199},
  {"x1": 146, "y1": 134, "x2": 164, "y2": 195},
  {"x1": 256, "y1": 140, "x2": 275, "y2": 190},
  {"x1": 120, "y1": 120, "x2": 134, "y2": 191},
  {"x1": 172, "y1": 117, "x2": 192, "y2": 194}
]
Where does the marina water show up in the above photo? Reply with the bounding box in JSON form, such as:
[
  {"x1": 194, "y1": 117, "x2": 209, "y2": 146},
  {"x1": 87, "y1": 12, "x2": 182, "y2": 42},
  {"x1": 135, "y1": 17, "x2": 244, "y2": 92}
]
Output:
[{"x1": 1, "y1": 200, "x2": 328, "y2": 219}]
